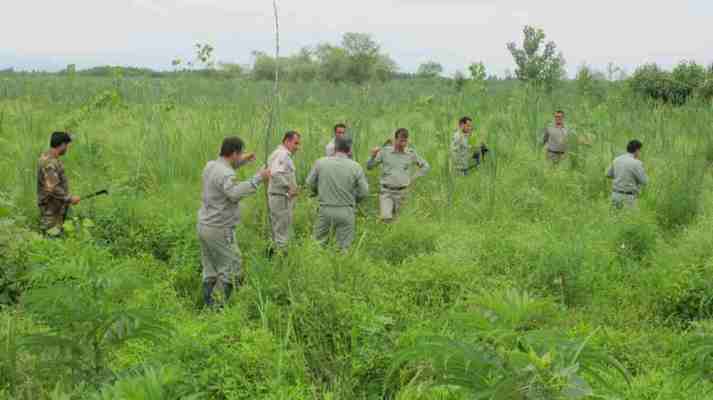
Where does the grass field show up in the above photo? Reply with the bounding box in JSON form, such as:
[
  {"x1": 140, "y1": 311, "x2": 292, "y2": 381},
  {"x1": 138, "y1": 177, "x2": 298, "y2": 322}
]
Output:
[{"x1": 2, "y1": 75, "x2": 713, "y2": 399}]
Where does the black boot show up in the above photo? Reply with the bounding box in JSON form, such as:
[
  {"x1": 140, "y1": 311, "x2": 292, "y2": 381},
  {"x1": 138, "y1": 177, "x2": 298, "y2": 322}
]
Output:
[
  {"x1": 223, "y1": 283, "x2": 234, "y2": 303},
  {"x1": 203, "y1": 280, "x2": 215, "y2": 307}
]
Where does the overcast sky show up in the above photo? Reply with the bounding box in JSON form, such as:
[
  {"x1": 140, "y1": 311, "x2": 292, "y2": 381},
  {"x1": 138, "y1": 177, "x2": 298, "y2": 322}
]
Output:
[{"x1": 1, "y1": 0, "x2": 711, "y2": 76}]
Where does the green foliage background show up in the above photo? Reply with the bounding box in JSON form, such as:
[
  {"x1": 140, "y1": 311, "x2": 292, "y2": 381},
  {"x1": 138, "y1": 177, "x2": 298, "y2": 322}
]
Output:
[{"x1": 1, "y1": 75, "x2": 713, "y2": 399}]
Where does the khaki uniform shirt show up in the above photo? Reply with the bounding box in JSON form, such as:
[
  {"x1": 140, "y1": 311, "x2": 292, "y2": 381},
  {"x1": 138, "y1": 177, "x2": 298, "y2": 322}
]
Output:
[
  {"x1": 607, "y1": 153, "x2": 648, "y2": 195},
  {"x1": 367, "y1": 145, "x2": 430, "y2": 188},
  {"x1": 198, "y1": 157, "x2": 263, "y2": 228},
  {"x1": 542, "y1": 125, "x2": 569, "y2": 153},
  {"x1": 37, "y1": 151, "x2": 71, "y2": 207},
  {"x1": 306, "y1": 153, "x2": 369, "y2": 207},
  {"x1": 451, "y1": 130, "x2": 473, "y2": 171},
  {"x1": 267, "y1": 144, "x2": 296, "y2": 196}
]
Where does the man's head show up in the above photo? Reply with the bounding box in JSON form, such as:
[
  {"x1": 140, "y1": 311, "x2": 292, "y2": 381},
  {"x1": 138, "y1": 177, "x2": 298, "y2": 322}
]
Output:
[
  {"x1": 627, "y1": 139, "x2": 643, "y2": 159},
  {"x1": 393, "y1": 128, "x2": 409, "y2": 151},
  {"x1": 335, "y1": 136, "x2": 352, "y2": 154},
  {"x1": 459, "y1": 116, "x2": 473, "y2": 135},
  {"x1": 282, "y1": 130, "x2": 301, "y2": 154},
  {"x1": 220, "y1": 136, "x2": 245, "y2": 168},
  {"x1": 554, "y1": 110, "x2": 565, "y2": 127},
  {"x1": 50, "y1": 131, "x2": 73, "y2": 156},
  {"x1": 334, "y1": 123, "x2": 347, "y2": 139}
]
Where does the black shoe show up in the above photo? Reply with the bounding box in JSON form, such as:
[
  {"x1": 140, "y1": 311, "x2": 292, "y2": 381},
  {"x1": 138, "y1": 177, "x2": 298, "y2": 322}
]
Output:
[
  {"x1": 203, "y1": 281, "x2": 215, "y2": 307},
  {"x1": 224, "y1": 283, "x2": 234, "y2": 303}
]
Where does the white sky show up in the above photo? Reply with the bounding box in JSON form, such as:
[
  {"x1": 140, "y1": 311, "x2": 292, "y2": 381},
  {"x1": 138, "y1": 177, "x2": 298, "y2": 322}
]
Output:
[{"x1": 1, "y1": 0, "x2": 712, "y2": 76}]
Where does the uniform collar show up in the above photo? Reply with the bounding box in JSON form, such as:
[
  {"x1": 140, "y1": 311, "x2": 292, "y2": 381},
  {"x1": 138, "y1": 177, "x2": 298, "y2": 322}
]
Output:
[
  {"x1": 279, "y1": 144, "x2": 292, "y2": 155},
  {"x1": 218, "y1": 157, "x2": 233, "y2": 168},
  {"x1": 335, "y1": 152, "x2": 349, "y2": 158}
]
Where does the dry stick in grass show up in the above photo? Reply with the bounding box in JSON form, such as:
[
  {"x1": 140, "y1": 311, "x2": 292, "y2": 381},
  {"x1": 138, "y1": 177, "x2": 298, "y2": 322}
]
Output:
[{"x1": 263, "y1": 0, "x2": 281, "y2": 245}]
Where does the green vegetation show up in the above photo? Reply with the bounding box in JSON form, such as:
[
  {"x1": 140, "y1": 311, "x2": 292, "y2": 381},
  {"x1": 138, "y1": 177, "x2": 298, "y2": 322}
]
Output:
[{"x1": 1, "y1": 70, "x2": 713, "y2": 399}]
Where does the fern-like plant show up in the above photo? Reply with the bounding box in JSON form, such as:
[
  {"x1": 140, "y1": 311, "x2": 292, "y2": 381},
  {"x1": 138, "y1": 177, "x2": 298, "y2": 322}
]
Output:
[{"x1": 388, "y1": 289, "x2": 630, "y2": 399}]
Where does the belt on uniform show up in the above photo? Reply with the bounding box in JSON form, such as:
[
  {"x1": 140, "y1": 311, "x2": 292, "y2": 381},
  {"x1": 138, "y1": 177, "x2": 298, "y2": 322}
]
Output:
[
  {"x1": 382, "y1": 185, "x2": 407, "y2": 191},
  {"x1": 613, "y1": 190, "x2": 635, "y2": 195},
  {"x1": 547, "y1": 150, "x2": 565, "y2": 154},
  {"x1": 268, "y1": 192, "x2": 288, "y2": 197}
]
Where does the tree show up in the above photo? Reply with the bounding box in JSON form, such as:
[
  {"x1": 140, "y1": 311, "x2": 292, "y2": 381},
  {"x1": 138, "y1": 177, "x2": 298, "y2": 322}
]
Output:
[
  {"x1": 416, "y1": 61, "x2": 443, "y2": 78},
  {"x1": 506, "y1": 25, "x2": 565, "y2": 91},
  {"x1": 194, "y1": 43, "x2": 215, "y2": 69},
  {"x1": 341, "y1": 32, "x2": 382, "y2": 84},
  {"x1": 468, "y1": 62, "x2": 486, "y2": 82}
]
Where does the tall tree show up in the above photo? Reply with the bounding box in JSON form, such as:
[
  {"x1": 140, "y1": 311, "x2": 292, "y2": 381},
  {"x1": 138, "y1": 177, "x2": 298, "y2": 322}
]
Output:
[{"x1": 506, "y1": 26, "x2": 565, "y2": 91}]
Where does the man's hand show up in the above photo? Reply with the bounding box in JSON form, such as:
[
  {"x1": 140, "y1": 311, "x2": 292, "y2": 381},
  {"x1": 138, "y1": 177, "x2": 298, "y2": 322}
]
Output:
[
  {"x1": 257, "y1": 168, "x2": 271, "y2": 181},
  {"x1": 70, "y1": 196, "x2": 81, "y2": 205},
  {"x1": 288, "y1": 186, "x2": 300, "y2": 199},
  {"x1": 240, "y1": 152, "x2": 256, "y2": 163},
  {"x1": 370, "y1": 147, "x2": 381, "y2": 158}
]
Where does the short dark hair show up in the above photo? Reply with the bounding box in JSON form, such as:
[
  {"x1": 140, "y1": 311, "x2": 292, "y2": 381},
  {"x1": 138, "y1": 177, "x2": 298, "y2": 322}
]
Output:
[
  {"x1": 50, "y1": 131, "x2": 72, "y2": 148},
  {"x1": 335, "y1": 136, "x2": 352, "y2": 153},
  {"x1": 394, "y1": 128, "x2": 409, "y2": 139},
  {"x1": 459, "y1": 116, "x2": 472, "y2": 125},
  {"x1": 282, "y1": 130, "x2": 300, "y2": 143},
  {"x1": 555, "y1": 110, "x2": 565, "y2": 116},
  {"x1": 220, "y1": 136, "x2": 245, "y2": 157},
  {"x1": 334, "y1": 123, "x2": 347, "y2": 133},
  {"x1": 626, "y1": 139, "x2": 643, "y2": 154}
]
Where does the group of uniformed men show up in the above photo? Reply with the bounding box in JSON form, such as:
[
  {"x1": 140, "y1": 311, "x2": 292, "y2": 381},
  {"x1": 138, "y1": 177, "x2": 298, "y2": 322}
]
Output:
[{"x1": 36, "y1": 111, "x2": 648, "y2": 306}]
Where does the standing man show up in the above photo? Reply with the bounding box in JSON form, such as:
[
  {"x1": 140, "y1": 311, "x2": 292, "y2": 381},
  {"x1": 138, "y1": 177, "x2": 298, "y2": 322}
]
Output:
[
  {"x1": 306, "y1": 137, "x2": 369, "y2": 250},
  {"x1": 451, "y1": 116, "x2": 488, "y2": 175},
  {"x1": 267, "y1": 131, "x2": 301, "y2": 253},
  {"x1": 325, "y1": 123, "x2": 352, "y2": 158},
  {"x1": 37, "y1": 131, "x2": 81, "y2": 237},
  {"x1": 197, "y1": 136, "x2": 270, "y2": 307},
  {"x1": 542, "y1": 110, "x2": 569, "y2": 164},
  {"x1": 367, "y1": 128, "x2": 430, "y2": 223},
  {"x1": 607, "y1": 140, "x2": 648, "y2": 209}
]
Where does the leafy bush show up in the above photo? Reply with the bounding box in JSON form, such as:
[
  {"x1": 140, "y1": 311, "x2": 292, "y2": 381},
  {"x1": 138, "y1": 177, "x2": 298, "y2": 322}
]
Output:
[{"x1": 629, "y1": 61, "x2": 713, "y2": 104}]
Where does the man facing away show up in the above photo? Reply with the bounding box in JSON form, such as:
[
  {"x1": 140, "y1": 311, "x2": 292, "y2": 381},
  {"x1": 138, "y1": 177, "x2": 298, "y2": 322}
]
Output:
[
  {"x1": 267, "y1": 131, "x2": 301, "y2": 253},
  {"x1": 197, "y1": 136, "x2": 270, "y2": 307},
  {"x1": 37, "y1": 131, "x2": 81, "y2": 237},
  {"x1": 325, "y1": 123, "x2": 352, "y2": 158},
  {"x1": 367, "y1": 128, "x2": 430, "y2": 223},
  {"x1": 542, "y1": 110, "x2": 569, "y2": 164},
  {"x1": 607, "y1": 139, "x2": 648, "y2": 209},
  {"x1": 306, "y1": 136, "x2": 369, "y2": 250}
]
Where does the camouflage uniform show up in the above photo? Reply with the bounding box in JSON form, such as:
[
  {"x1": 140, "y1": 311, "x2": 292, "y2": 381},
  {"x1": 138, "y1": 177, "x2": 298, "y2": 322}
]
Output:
[
  {"x1": 542, "y1": 125, "x2": 569, "y2": 163},
  {"x1": 37, "y1": 151, "x2": 72, "y2": 235},
  {"x1": 607, "y1": 153, "x2": 648, "y2": 209},
  {"x1": 305, "y1": 153, "x2": 369, "y2": 250},
  {"x1": 367, "y1": 145, "x2": 430, "y2": 221},
  {"x1": 451, "y1": 130, "x2": 474, "y2": 175},
  {"x1": 267, "y1": 144, "x2": 297, "y2": 250}
]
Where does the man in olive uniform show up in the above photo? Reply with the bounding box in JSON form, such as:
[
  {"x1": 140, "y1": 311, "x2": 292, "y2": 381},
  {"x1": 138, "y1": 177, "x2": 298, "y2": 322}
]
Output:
[
  {"x1": 367, "y1": 128, "x2": 430, "y2": 223},
  {"x1": 306, "y1": 137, "x2": 369, "y2": 250},
  {"x1": 325, "y1": 123, "x2": 352, "y2": 158},
  {"x1": 267, "y1": 131, "x2": 301, "y2": 252},
  {"x1": 37, "y1": 131, "x2": 81, "y2": 236},
  {"x1": 607, "y1": 139, "x2": 648, "y2": 209},
  {"x1": 451, "y1": 116, "x2": 489, "y2": 175},
  {"x1": 542, "y1": 110, "x2": 569, "y2": 163},
  {"x1": 197, "y1": 137, "x2": 270, "y2": 307}
]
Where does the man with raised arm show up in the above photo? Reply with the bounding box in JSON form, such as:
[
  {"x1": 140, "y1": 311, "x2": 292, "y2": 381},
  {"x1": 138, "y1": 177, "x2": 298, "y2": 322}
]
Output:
[
  {"x1": 197, "y1": 136, "x2": 270, "y2": 307},
  {"x1": 367, "y1": 128, "x2": 430, "y2": 223}
]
